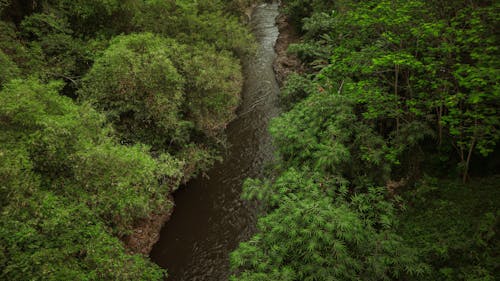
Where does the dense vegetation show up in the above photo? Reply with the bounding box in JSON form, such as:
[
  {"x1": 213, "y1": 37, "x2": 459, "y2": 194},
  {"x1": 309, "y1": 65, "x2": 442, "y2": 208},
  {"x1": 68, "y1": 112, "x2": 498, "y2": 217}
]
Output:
[
  {"x1": 231, "y1": 1, "x2": 499, "y2": 280},
  {"x1": 0, "y1": 0, "x2": 254, "y2": 279}
]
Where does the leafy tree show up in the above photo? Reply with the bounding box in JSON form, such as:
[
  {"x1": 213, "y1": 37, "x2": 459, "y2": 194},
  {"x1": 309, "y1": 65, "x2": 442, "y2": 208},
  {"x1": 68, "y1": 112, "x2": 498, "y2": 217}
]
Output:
[
  {"x1": 0, "y1": 20, "x2": 34, "y2": 76},
  {"x1": 134, "y1": 0, "x2": 254, "y2": 54},
  {"x1": 232, "y1": 1, "x2": 499, "y2": 280},
  {"x1": 291, "y1": 0, "x2": 499, "y2": 180},
  {"x1": 231, "y1": 87, "x2": 426, "y2": 279},
  {"x1": 69, "y1": 143, "x2": 181, "y2": 235},
  {"x1": 0, "y1": 78, "x2": 183, "y2": 279},
  {"x1": 0, "y1": 191, "x2": 165, "y2": 281},
  {"x1": 0, "y1": 0, "x2": 252, "y2": 279},
  {"x1": 400, "y1": 176, "x2": 500, "y2": 280},
  {"x1": 0, "y1": 49, "x2": 19, "y2": 86},
  {"x1": 270, "y1": 90, "x2": 391, "y2": 185},
  {"x1": 173, "y1": 43, "x2": 242, "y2": 136},
  {"x1": 279, "y1": 73, "x2": 315, "y2": 110},
  {"x1": 19, "y1": 13, "x2": 89, "y2": 82},
  {"x1": 79, "y1": 33, "x2": 243, "y2": 178},
  {"x1": 439, "y1": 3, "x2": 500, "y2": 181},
  {"x1": 79, "y1": 33, "x2": 187, "y2": 148},
  {"x1": 231, "y1": 170, "x2": 426, "y2": 281}
]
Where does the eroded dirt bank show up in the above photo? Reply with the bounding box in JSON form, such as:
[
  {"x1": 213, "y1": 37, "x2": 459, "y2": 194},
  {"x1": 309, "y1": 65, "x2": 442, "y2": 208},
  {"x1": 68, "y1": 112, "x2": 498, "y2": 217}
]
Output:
[
  {"x1": 123, "y1": 196, "x2": 174, "y2": 255},
  {"x1": 273, "y1": 11, "x2": 303, "y2": 86}
]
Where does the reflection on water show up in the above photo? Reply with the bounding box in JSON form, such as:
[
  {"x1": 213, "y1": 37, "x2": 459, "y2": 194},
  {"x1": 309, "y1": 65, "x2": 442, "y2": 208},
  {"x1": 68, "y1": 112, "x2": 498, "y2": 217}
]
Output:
[{"x1": 150, "y1": 2, "x2": 281, "y2": 281}]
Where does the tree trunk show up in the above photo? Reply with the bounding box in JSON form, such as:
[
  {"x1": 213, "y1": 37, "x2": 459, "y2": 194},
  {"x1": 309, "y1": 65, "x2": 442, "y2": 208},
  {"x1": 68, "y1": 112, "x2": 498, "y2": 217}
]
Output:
[{"x1": 395, "y1": 64, "x2": 400, "y2": 134}]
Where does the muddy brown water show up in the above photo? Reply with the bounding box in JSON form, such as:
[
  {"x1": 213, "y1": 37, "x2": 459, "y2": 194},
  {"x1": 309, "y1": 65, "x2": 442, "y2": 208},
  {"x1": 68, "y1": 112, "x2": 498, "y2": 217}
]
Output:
[{"x1": 150, "y1": 2, "x2": 281, "y2": 280}]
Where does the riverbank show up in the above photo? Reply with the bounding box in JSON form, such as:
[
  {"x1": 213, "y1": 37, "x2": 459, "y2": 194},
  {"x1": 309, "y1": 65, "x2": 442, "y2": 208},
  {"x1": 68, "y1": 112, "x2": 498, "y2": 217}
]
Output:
[
  {"x1": 273, "y1": 10, "x2": 303, "y2": 86},
  {"x1": 123, "y1": 196, "x2": 174, "y2": 255}
]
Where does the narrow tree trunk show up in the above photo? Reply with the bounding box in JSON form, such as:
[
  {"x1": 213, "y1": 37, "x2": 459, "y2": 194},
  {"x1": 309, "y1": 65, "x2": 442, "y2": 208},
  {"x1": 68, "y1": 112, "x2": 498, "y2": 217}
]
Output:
[
  {"x1": 395, "y1": 64, "x2": 400, "y2": 134},
  {"x1": 463, "y1": 119, "x2": 478, "y2": 183},
  {"x1": 463, "y1": 137, "x2": 475, "y2": 183},
  {"x1": 437, "y1": 104, "x2": 443, "y2": 145}
]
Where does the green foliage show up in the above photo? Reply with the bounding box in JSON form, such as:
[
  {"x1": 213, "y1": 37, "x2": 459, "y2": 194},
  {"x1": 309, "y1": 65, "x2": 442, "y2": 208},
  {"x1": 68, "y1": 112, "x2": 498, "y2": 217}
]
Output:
[
  {"x1": 0, "y1": 49, "x2": 20, "y2": 86},
  {"x1": 292, "y1": 0, "x2": 499, "y2": 179},
  {"x1": 282, "y1": 0, "x2": 334, "y2": 30},
  {"x1": 227, "y1": 0, "x2": 259, "y2": 15},
  {"x1": 0, "y1": 0, "x2": 251, "y2": 278},
  {"x1": 134, "y1": 0, "x2": 254, "y2": 54},
  {"x1": 0, "y1": 0, "x2": 8, "y2": 14},
  {"x1": 0, "y1": 191, "x2": 165, "y2": 281},
  {"x1": 79, "y1": 33, "x2": 243, "y2": 179},
  {"x1": 231, "y1": 76, "x2": 425, "y2": 281},
  {"x1": 175, "y1": 43, "x2": 242, "y2": 135},
  {"x1": 0, "y1": 144, "x2": 38, "y2": 210},
  {"x1": 400, "y1": 176, "x2": 500, "y2": 280},
  {"x1": 232, "y1": 1, "x2": 499, "y2": 280},
  {"x1": 70, "y1": 143, "x2": 181, "y2": 235},
  {"x1": 231, "y1": 170, "x2": 426, "y2": 281},
  {"x1": 2, "y1": 78, "x2": 183, "y2": 234},
  {"x1": 19, "y1": 13, "x2": 89, "y2": 81},
  {"x1": 1, "y1": 79, "x2": 102, "y2": 177},
  {"x1": 80, "y1": 33, "x2": 186, "y2": 148},
  {"x1": 270, "y1": 91, "x2": 354, "y2": 173},
  {"x1": 0, "y1": 79, "x2": 184, "y2": 279},
  {"x1": 41, "y1": 0, "x2": 136, "y2": 36},
  {"x1": 279, "y1": 73, "x2": 315, "y2": 110},
  {"x1": 53, "y1": 0, "x2": 121, "y2": 19},
  {"x1": 271, "y1": 89, "x2": 391, "y2": 185},
  {"x1": 0, "y1": 20, "x2": 33, "y2": 76}
]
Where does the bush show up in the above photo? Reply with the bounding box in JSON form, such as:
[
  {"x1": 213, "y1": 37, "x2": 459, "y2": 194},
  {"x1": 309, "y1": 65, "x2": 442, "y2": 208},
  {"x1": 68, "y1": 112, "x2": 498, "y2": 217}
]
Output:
[{"x1": 80, "y1": 33, "x2": 186, "y2": 148}]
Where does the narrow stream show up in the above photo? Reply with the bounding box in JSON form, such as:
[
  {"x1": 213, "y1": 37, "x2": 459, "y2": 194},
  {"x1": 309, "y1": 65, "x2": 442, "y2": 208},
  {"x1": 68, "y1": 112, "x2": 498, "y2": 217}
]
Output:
[{"x1": 150, "y1": 2, "x2": 281, "y2": 280}]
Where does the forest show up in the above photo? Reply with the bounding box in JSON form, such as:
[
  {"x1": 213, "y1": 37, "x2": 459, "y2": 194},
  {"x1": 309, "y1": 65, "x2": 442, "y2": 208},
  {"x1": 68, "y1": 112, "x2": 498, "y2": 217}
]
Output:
[
  {"x1": 0, "y1": 0, "x2": 254, "y2": 279},
  {"x1": 230, "y1": 0, "x2": 499, "y2": 280},
  {"x1": 0, "y1": 0, "x2": 498, "y2": 280}
]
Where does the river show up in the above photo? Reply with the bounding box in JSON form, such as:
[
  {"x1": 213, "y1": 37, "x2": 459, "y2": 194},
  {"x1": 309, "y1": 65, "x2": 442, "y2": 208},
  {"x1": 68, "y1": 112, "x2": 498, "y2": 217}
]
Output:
[{"x1": 150, "y1": 2, "x2": 281, "y2": 280}]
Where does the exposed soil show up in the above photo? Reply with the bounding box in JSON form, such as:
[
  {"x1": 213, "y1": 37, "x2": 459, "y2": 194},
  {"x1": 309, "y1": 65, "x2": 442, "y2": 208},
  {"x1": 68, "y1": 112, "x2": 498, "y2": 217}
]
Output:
[
  {"x1": 123, "y1": 197, "x2": 174, "y2": 255},
  {"x1": 273, "y1": 12, "x2": 303, "y2": 86}
]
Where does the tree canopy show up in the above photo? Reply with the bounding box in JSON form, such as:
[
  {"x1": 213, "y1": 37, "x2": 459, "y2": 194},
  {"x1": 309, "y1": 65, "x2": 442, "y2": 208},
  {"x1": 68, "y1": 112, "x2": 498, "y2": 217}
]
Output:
[
  {"x1": 0, "y1": 0, "x2": 253, "y2": 279},
  {"x1": 231, "y1": 1, "x2": 499, "y2": 280}
]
